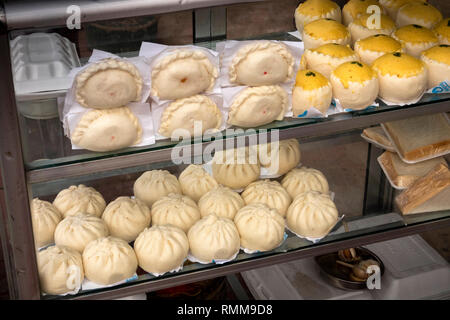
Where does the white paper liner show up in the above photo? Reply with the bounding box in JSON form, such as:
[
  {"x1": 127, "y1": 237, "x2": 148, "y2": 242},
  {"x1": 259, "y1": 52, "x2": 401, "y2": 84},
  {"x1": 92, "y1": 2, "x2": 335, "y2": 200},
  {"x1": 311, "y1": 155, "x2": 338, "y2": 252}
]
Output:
[
  {"x1": 82, "y1": 274, "x2": 138, "y2": 291},
  {"x1": 427, "y1": 80, "x2": 450, "y2": 94},
  {"x1": 187, "y1": 250, "x2": 239, "y2": 265},
  {"x1": 145, "y1": 258, "x2": 187, "y2": 277},
  {"x1": 286, "y1": 215, "x2": 345, "y2": 244},
  {"x1": 377, "y1": 155, "x2": 406, "y2": 190},
  {"x1": 360, "y1": 132, "x2": 396, "y2": 152},
  {"x1": 287, "y1": 31, "x2": 302, "y2": 40},
  {"x1": 294, "y1": 99, "x2": 341, "y2": 118},
  {"x1": 241, "y1": 232, "x2": 289, "y2": 254},
  {"x1": 217, "y1": 40, "x2": 304, "y2": 88},
  {"x1": 151, "y1": 94, "x2": 227, "y2": 141},
  {"x1": 333, "y1": 98, "x2": 380, "y2": 113},
  {"x1": 138, "y1": 41, "x2": 221, "y2": 105}
]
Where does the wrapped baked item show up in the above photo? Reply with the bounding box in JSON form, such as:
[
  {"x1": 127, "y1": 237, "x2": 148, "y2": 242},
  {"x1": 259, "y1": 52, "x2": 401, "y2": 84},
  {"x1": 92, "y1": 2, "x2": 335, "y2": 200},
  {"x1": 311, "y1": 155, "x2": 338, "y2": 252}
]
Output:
[
  {"x1": 354, "y1": 34, "x2": 404, "y2": 65},
  {"x1": 330, "y1": 61, "x2": 379, "y2": 110},
  {"x1": 151, "y1": 193, "x2": 201, "y2": 233},
  {"x1": 379, "y1": 0, "x2": 426, "y2": 20},
  {"x1": 211, "y1": 147, "x2": 260, "y2": 190},
  {"x1": 234, "y1": 203, "x2": 285, "y2": 252},
  {"x1": 302, "y1": 18, "x2": 351, "y2": 50},
  {"x1": 420, "y1": 45, "x2": 450, "y2": 89},
  {"x1": 395, "y1": 163, "x2": 450, "y2": 214},
  {"x1": 300, "y1": 43, "x2": 358, "y2": 80},
  {"x1": 294, "y1": 0, "x2": 342, "y2": 33},
  {"x1": 31, "y1": 198, "x2": 62, "y2": 248},
  {"x1": 434, "y1": 18, "x2": 450, "y2": 45},
  {"x1": 227, "y1": 85, "x2": 288, "y2": 128},
  {"x1": 281, "y1": 167, "x2": 330, "y2": 199},
  {"x1": 372, "y1": 52, "x2": 427, "y2": 104},
  {"x1": 242, "y1": 180, "x2": 292, "y2": 217},
  {"x1": 342, "y1": 0, "x2": 383, "y2": 26},
  {"x1": 82, "y1": 236, "x2": 138, "y2": 285},
  {"x1": 378, "y1": 151, "x2": 448, "y2": 189},
  {"x1": 362, "y1": 126, "x2": 395, "y2": 151},
  {"x1": 37, "y1": 245, "x2": 84, "y2": 295},
  {"x1": 348, "y1": 13, "x2": 396, "y2": 44},
  {"x1": 53, "y1": 184, "x2": 106, "y2": 218},
  {"x1": 75, "y1": 58, "x2": 143, "y2": 109},
  {"x1": 179, "y1": 164, "x2": 218, "y2": 202},
  {"x1": 188, "y1": 214, "x2": 240, "y2": 263},
  {"x1": 101, "y1": 196, "x2": 151, "y2": 242},
  {"x1": 396, "y1": 2, "x2": 442, "y2": 29},
  {"x1": 392, "y1": 24, "x2": 438, "y2": 58},
  {"x1": 198, "y1": 186, "x2": 245, "y2": 219},
  {"x1": 133, "y1": 170, "x2": 181, "y2": 208},
  {"x1": 54, "y1": 212, "x2": 109, "y2": 253},
  {"x1": 134, "y1": 225, "x2": 189, "y2": 275},
  {"x1": 381, "y1": 113, "x2": 450, "y2": 163},
  {"x1": 257, "y1": 138, "x2": 301, "y2": 176}
]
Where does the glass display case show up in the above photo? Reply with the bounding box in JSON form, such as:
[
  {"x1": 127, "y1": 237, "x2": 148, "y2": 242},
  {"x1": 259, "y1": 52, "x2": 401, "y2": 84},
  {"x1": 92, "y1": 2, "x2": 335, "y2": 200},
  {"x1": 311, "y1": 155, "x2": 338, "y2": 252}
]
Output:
[{"x1": 0, "y1": 0, "x2": 449, "y2": 300}]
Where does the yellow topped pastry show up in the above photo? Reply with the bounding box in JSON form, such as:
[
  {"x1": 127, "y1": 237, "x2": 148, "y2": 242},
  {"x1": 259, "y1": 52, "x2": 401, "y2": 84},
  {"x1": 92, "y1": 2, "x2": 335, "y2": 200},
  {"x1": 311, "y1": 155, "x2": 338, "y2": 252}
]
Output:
[
  {"x1": 332, "y1": 61, "x2": 377, "y2": 88},
  {"x1": 342, "y1": 0, "x2": 382, "y2": 26},
  {"x1": 420, "y1": 45, "x2": 450, "y2": 89},
  {"x1": 312, "y1": 43, "x2": 355, "y2": 58},
  {"x1": 349, "y1": 13, "x2": 396, "y2": 44},
  {"x1": 393, "y1": 24, "x2": 438, "y2": 57},
  {"x1": 396, "y1": 2, "x2": 443, "y2": 29},
  {"x1": 434, "y1": 18, "x2": 450, "y2": 45},
  {"x1": 357, "y1": 34, "x2": 402, "y2": 52},
  {"x1": 379, "y1": 0, "x2": 427, "y2": 19},
  {"x1": 292, "y1": 70, "x2": 332, "y2": 116},
  {"x1": 421, "y1": 44, "x2": 450, "y2": 66},
  {"x1": 295, "y1": 70, "x2": 330, "y2": 90},
  {"x1": 304, "y1": 19, "x2": 349, "y2": 40},
  {"x1": 353, "y1": 13, "x2": 395, "y2": 29},
  {"x1": 294, "y1": 0, "x2": 342, "y2": 33},
  {"x1": 372, "y1": 52, "x2": 424, "y2": 77}
]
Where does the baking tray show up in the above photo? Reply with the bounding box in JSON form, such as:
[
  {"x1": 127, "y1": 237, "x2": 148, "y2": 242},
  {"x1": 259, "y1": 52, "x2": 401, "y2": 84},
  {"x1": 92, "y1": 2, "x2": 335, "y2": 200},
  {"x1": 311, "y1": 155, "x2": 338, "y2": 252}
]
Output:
[{"x1": 315, "y1": 247, "x2": 385, "y2": 291}]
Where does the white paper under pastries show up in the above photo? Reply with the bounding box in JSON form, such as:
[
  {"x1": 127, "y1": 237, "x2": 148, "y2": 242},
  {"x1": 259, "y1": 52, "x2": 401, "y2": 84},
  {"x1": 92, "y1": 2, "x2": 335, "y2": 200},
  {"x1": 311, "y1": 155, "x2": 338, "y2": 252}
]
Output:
[
  {"x1": 257, "y1": 139, "x2": 301, "y2": 175},
  {"x1": 75, "y1": 58, "x2": 143, "y2": 109},
  {"x1": 71, "y1": 106, "x2": 143, "y2": 152},
  {"x1": 102, "y1": 197, "x2": 151, "y2": 243},
  {"x1": 228, "y1": 41, "x2": 294, "y2": 86},
  {"x1": 82, "y1": 236, "x2": 138, "y2": 286},
  {"x1": 227, "y1": 85, "x2": 288, "y2": 128},
  {"x1": 151, "y1": 49, "x2": 218, "y2": 100},
  {"x1": 281, "y1": 167, "x2": 330, "y2": 199},
  {"x1": 286, "y1": 191, "x2": 338, "y2": 238},
  {"x1": 242, "y1": 180, "x2": 292, "y2": 218},
  {"x1": 53, "y1": 184, "x2": 106, "y2": 218},
  {"x1": 188, "y1": 214, "x2": 240, "y2": 263},
  {"x1": 179, "y1": 164, "x2": 218, "y2": 202},
  {"x1": 151, "y1": 193, "x2": 201, "y2": 233},
  {"x1": 198, "y1": 186, "x2": 245, "y2": 219},
  {"x1": 294, "y1": 0, "x2": 342, "y2": 34},
  {"x1": 133, "y1": 170, "x2": 181, "y2": 208},
  {"x1": 159, "y1": 95, "x2": 222, "y2": 138},
  {"x1": 211, "y1": 147, "x2": 260, "y2": 190},
  {"x1": 234, "y1": 203, "x2": 285, "y2": 252},
  {"x1": 54, "y1": 213, "x2": 109, "y2": 253},
  {"x1": 31, "y1": 198, "x2": 62, "y2": 248},
  {"x1": 38, "y1": 245, "x2": 84, "y2": 295},
  {"x1": 134, "y1": 225, "x2": 189, "y2": 275}
]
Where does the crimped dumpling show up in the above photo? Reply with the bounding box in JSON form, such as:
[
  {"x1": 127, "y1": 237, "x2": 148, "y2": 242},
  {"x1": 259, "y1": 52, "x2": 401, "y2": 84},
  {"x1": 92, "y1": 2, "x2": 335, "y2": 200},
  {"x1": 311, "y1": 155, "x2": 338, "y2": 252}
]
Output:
[
  {"x1": 242, "y1": 180, "x2": 292, "y2": 217},
  {"x1": 37, "y1": 245, "x2": 84, "y2": 295},
  {"x1": 227, "y1": 85, "x2": 288, "y2": 128},
  {"x1": 31, "y1": 198, "x2": 62, "y2": 248},
  {"x1": 234, "y1": 203, "x2": 285, "y2": 252},
  {"x1": 53, "y1": 184, "x2": 106, "y2": 218},
  {"x1": 82, "y1": 236, "x2": 138, "y2": 285},
  {"x1": 286, "y1": 191, "x2": 338, "y2": 238},
  {"x1": 188, "y1": 214, "x2": 240, "y2": 262},
  {"x1": 229, "y1": 41, "x2": 294, "y2": 86},
  {"x1": 54, "y1": 212, "x2": 109, "y2": 253},
  {"x1": 151, "y1": 193, "x2": 201, "y2": 233},
  {"x1": 198, "y1": 186, "x2": 245, "y2": 219},
  {"x1": 151, "y1": 49, "x2": 218, "y2": 100},
  {"x1": 294, "y1": 0, "x2": 342, "y2": 33},
  {"x1": 257, "y1": 139, "x2": 301, "y2": 175},
  {"x1": 134, "y1": 225, "x2": 189, "y2": 275},
  {"x1": 212, "y1": 147, "x2": 260, "y2": 190},
  {"x1": 178, "y1": 164, "x2": 218, "y2": 202},
  {"x1": 102, "y1": 196, "x2": 151, "y2": 243},
  {"x1": 71, "y1": 106, "x2": 142, "y2": 152},
  {"x1": 133, "y1": 170, "x2": 181, "y2": 208},
  {"x1": 281, "y1": 167, "x2": 330, "y2": 199},
  {"x1": 75, "y1": 58, "x2": 142, "y2": 109},
  {"x1": 159, "y1": 95, "x2": 222, "y2": 138}
]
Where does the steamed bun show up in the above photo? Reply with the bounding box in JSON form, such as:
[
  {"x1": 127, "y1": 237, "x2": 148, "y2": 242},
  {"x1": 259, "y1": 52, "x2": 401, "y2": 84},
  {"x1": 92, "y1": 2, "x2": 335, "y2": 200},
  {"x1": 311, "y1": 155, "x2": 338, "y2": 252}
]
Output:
[
  {"x1": 133, "y1": 170, "x2": 181, "y2": 208},
  {"x1": 242, "y1": 180, "x2": 292, "y2": 217},
  {"x1": 31, "y1": 198, "x2": 62, "y2": 248},
  {"x1": 53, "y1": 184, "x2": 106, "y2": 218},
  {"x1": 198, "y1": 186, "x2": 245, "y2": 219},
  {"x1": 281, "y1": 167, "x2": 330, "y2": 199},
  {"x1": 257, "y1": 139, "x2": 301, "y2": 175},
  {"x1": 179, "y1": 164, "x2": 218, "y2": 202}
]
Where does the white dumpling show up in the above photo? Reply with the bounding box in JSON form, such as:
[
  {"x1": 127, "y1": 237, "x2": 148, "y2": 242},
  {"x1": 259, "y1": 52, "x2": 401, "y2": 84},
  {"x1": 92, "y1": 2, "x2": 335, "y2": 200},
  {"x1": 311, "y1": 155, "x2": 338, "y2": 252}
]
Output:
[
  {"x1": 258, "y1": 139, "x2": 301, "y2": 175},
  {"x1": 102, "y1": 196, "x2": 151, "y2": 243},
  {"x1": 281, "y1": 167, "x2": 329, "y2": 199},
  {"x1": 198, "y1": 186, "x2": 245, "y2": 219},
  {"x1": 133, "y1": 170, "x2": 181, "y2": 208},
  {"x1": 286, "y1": 191, "x2": 338, "y2": 238},
  {"x1": 134, "y1": 225, "x2": 189, "y2": 275},
  {"x1": 178, "y1": 164, "x2": 218, "y2": 202},
  {"x1": 242, "y1": 180, "x2": 292, "y2": 217},
  {"x1": 188, "y1": 214, "x2": 240, "y2": 263},
  {"x1": 234, "y1": 203, "x2": 285, "y2": 252},
  {"x1": 38, "y1": 245, "x2": 84, "y2": 295},
  {"x1": 82, "y1": 236, "x2": 138, "y2": 285},
  {"x1": 151, "y1": 193, "x2": 201, "y2": 233},
  {"x1": 54, "y1": 213, "x2": 109, "y2": 253},
  {"x1": 30, "y1": 198, "x2": 62, "y2": 248},
  {"x1": 53, "y1": 184, "x2": 106, "y2": 218}
]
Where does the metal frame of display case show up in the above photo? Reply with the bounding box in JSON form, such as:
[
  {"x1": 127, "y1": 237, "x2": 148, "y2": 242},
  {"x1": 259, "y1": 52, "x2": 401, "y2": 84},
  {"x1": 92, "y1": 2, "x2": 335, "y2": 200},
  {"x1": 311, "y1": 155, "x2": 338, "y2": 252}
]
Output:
[{"x1": 0, "y1": 1, "x2": 450, "y2": 300}]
